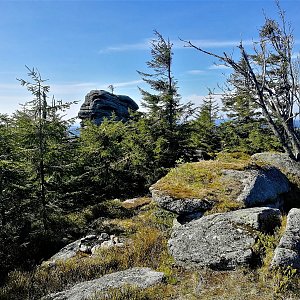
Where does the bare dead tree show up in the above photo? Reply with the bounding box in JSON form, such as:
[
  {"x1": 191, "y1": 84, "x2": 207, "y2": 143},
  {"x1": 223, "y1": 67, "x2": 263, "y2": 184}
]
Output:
[{"x1": 182, "y1": 3, "x2": 300, "y2": 160}]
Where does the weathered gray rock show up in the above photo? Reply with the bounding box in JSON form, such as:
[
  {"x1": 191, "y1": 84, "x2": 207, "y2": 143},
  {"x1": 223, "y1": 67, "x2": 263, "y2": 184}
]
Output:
[
  {"x1": 272, "y1": 208, "x2": 300, "y2": 269},
  {"x1": 150, "y1": 188, "x2": 214, "y2": 215},
  {"x1": 221, "y1": 167, "x2": 290, "y2": 207},
  {"x1": 44, "y1": 233, "x2": 123, "y2": 264},
  {"x1": 169, "y1": 207, "x2": 281, "y2": 270},
  {"x1": 42, "y1": 267, "x2": 164, "y2": 300},
  {"x1": 78, "y1": 90, "x2": 139, "y2": 125},
  {"x1": 46, "y1": 240, "x2": 81, "y2": 263},
  {"x1": 252, "y1": 152, "x2": 300, "y2": 180}
]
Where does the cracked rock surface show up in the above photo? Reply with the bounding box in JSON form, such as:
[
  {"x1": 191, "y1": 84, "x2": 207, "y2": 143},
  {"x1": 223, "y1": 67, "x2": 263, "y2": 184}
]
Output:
[{"x1": 168, "y1": 207, "x2": 281, "y2": 270}]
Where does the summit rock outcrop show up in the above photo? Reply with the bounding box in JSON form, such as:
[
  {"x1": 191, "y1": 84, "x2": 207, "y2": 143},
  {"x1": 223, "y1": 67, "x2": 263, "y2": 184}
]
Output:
[{"x1": 78, "y1": 90, "x2": 139, "y2": 125}]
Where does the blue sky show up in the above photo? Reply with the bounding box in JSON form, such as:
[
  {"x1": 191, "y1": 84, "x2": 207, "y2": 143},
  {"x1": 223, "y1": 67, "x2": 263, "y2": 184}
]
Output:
[{"x1": 0, "y1": 0, "x2": 300, "y2": 120}]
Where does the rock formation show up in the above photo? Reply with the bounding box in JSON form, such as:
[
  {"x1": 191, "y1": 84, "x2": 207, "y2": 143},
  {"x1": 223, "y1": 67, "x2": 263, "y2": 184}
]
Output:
[
  {"x1": 252, "y1": 152, "x2": 300, "y2": 181},
  {"x1": 150, "y1": 153, "x2": 300, "y2": 272},
  {"x1": 44, "y1": 233, "x2": 124, "y2": 266},
  {"x1": 78, "y1": 90, "x2": 139, "y2": 125},
  {"x1": 151, "y1": 164, "x2": 290, "y2": 218},
  {"x1": 168, "y1": 207, "x2": 281, "y2": 270},
  {"x1": 43, "y1": 267, "x2": 164, "y2": 300}
]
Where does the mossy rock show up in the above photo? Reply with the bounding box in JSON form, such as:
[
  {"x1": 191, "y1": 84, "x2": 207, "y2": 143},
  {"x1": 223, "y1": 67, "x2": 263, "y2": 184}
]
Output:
[{"x1": 151, "y1": 154, "x2": 290, "y2": 215}]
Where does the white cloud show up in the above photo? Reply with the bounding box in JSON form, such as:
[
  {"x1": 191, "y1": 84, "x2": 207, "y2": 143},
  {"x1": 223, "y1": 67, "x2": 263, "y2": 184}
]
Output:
[
  {"x1": 0, "y1": 83, "x2": 23, "y2": 90},
  {"x1": 98, "y1": 39, "x2": 151, "y2": 54},
  {"x1": 208, "y1": 64, "x2": 230, "y2": 70},
  {"x1": 180, "y1": 39, "x2": 253, "y2": 49},
  {"x1": 50, "y1": 79, "x2": 142, "y2": 96},
  {"x1": 186, "y1": 69, "x2": 205, "y2": 75},
  {"x1": 109, "y1": 79, "x2": 143, "y2": 88},
  {"x1": 98, "y1": 38, "x2": 255, "y2": 54}
]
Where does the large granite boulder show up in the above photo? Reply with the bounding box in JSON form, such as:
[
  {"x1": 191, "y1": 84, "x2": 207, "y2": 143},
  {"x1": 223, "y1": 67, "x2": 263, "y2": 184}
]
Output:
[
  {"x1": 151, "y1": 163, "x2": 290, "y2": 216},
  {"x1": 252, "y1": 152, "x2": 300, "y2": 208},
  {"x1": 252, "y1": 152, "x2": 300, "y2": 184},
  {"x1": 42, "y1": 267, "x2": 164, "y2": 300},
  {"x1": 168, "y1": 207, "x2": 281, "y2": 270},
  {"x1": 78, "y1": 90, "x2": 139, "y2": 125},
  {"x1": 221, "y1": 167, "x2": 289, "y2": 207},
  {"x1": 271, "y1": 208, "x2": 300, "y2": 269},
  {"x1": 252, "y1": 152, "x2": 300, "y2": 176}
]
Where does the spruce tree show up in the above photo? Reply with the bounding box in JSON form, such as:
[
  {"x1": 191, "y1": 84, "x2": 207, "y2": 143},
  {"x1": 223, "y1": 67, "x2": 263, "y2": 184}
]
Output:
[
  {"x1": 184, "y1": 4, "x2": 300, "y2": 160},
  {"x1": 15, "y1": 67, "x2": 75, "y2": 229},
  {"x1": 138, "y1": 30, "x2": 193, "y2": 166},
  {"x1": 190, "y1": 93, "x2": 220, "y2": 155},
  {"x1": 220, "y1": 59, "x2": 282, "y2": 154}
]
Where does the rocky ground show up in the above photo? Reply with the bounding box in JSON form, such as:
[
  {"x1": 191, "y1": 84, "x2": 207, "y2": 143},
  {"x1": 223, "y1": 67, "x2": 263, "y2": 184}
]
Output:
[{"x1": 2, "y1": 152, "x2": 300, "y2": 300}]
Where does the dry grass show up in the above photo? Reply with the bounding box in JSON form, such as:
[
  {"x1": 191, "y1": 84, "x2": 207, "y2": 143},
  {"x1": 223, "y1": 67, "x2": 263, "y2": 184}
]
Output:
[
  {"x1": 2, "y1": 208, "x2": 300, "y2": 300},
  {"x1": 88, "y1": 284, "x2": 175, "y2": 300},
  {"x1": 0, "y1": 203, "x2": 175, "y2": 300}
]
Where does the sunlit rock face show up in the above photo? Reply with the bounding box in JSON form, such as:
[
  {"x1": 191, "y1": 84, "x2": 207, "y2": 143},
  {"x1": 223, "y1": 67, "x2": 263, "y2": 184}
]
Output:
[
  {"x1": 78, "y1": 90, "x2": 139, "y2": 125},
  {"x1": 169, "y1": 207, "x2": 282, "y2": 270}
]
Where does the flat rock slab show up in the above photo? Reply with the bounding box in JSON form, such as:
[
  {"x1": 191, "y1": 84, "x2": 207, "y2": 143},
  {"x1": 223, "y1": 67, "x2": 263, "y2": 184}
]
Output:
[
  {"x1": 272, "y1": 208, "x2": 300, "y2": 269},
  {"x1": 169, "y1": 207, "x2": 281, "y2": 270},
  {"x1": 42, "y1": 267, "x2": 164, "y2": 300}
]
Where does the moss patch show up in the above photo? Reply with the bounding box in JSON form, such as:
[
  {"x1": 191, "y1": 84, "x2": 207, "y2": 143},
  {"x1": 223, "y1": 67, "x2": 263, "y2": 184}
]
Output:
[{"x1": 152, "y1": 155, "x2": 257, "y2": 213}]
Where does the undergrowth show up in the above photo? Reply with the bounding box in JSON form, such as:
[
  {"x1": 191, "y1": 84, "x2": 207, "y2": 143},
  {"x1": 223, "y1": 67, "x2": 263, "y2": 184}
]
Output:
[
  {"x1": 2, "y1": 176, "x2": 300, "y2": 300},
  {"x1": 0, "y1": 201, "x2": 177, "y2": 300}
]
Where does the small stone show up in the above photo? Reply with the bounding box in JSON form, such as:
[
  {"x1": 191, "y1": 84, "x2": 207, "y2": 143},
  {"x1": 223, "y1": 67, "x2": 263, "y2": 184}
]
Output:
[
  {"x1": 101, "y1": 240, "x2": 114, "y2": 248},
  {"x1": 99, "y1": 233, "x2": 109, "y2": 240},
  {"x1": 79, "y1": 245, "x2": 91, "y2": 253}
]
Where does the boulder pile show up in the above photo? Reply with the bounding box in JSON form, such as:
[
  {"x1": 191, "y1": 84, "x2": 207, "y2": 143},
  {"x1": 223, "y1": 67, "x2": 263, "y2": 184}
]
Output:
[
  {"x1": 44, "y1": 233, "x2": 124, "y2": 266},
  {"x1": 151, "y1": 152, "x2": 300, "y2": 271}
]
